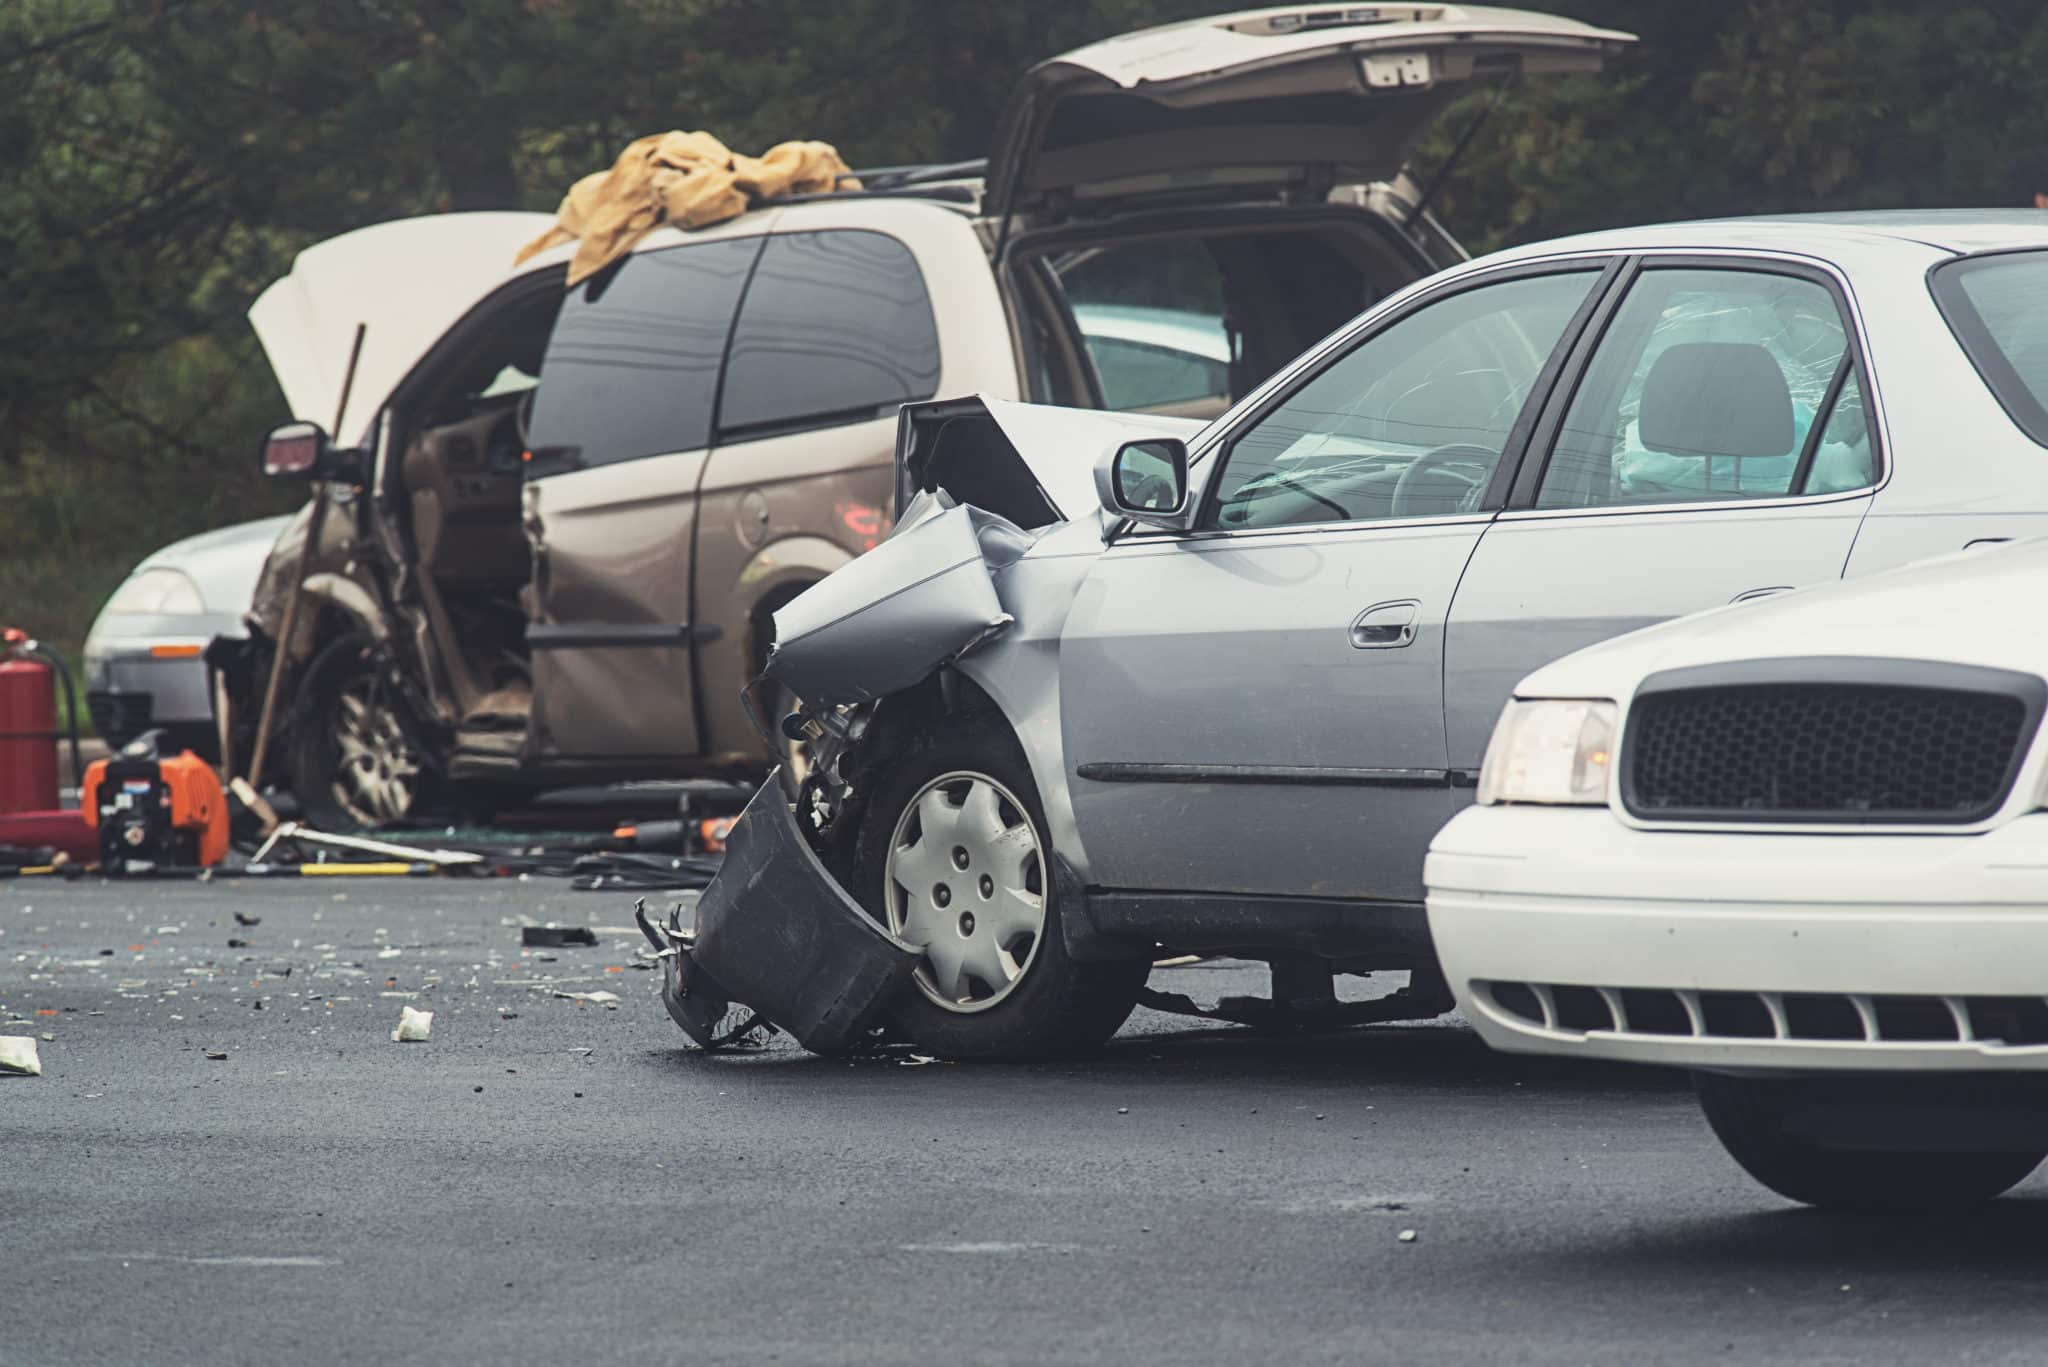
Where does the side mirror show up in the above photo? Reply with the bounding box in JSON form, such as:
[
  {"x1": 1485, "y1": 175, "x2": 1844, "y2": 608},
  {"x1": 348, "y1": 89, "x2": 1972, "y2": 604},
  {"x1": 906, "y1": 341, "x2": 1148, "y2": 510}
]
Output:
[
  {"x1": 1094, "y1": 438, "x2": 1190, "y2": 530},
  {"x1": 260, "y1": 421, "x2": 363, "y2": 483}
]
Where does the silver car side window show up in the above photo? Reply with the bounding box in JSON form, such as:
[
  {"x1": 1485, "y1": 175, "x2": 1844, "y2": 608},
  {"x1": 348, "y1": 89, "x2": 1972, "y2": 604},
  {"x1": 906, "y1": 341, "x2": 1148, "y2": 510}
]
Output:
[
  {"x1": 1205, "y1": 271, "x2": 1599, "y2": 531},
  {"x1": 1537, "y1": 269, "x2": 1875, "y2": 509}
]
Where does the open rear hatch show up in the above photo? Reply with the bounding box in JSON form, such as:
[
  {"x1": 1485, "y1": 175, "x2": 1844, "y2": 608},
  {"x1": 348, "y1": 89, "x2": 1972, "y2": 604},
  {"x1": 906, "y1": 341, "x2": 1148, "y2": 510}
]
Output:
[{"x1": 985, "y1": 4, "x2": 1633, "y2": 220}]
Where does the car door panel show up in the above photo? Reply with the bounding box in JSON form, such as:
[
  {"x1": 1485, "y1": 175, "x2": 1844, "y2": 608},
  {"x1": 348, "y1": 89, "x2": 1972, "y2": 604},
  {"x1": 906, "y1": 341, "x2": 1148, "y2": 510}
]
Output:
[
  {"x1": 1443, "y1": 498, "x2": 1872, "y2": 769},
  {"x1": 1062, "y1": 524, "x2": 1480, "y2": 900},
  {"x1": 519, "y1": 233, "x2": 767, "y2": 764},
  {"x1": 523, "y1": 455, "x2": 707, "y2": 760},
  {"x1": 1446, "y1": 258, "x2": 1882, "y2": 770}
]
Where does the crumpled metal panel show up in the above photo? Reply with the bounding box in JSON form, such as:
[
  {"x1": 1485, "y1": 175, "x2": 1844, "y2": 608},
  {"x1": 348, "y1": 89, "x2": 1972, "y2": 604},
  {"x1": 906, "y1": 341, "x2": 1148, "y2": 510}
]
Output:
[
  {"x1": 766, "y1": 502, "x2": 1034, "y2": 708},
  {"x1": 685, "y1": 779, "x2": 920, "y2": 1055}
]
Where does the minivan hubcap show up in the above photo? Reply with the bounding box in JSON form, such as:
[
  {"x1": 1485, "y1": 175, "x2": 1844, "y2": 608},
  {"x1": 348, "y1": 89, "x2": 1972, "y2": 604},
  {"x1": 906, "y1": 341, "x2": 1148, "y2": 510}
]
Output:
[
  {"x1": 332, "y1": 678, "x2": 421, "y2": 825},
  {"x1": 884, "y1": 771, "x2": 1046, "y2": 1013}
]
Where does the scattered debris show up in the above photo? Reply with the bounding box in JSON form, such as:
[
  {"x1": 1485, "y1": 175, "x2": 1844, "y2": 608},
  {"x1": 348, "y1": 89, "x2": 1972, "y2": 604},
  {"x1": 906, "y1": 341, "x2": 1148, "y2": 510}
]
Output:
[
  {"x1": 389, "y1": 1005, "x2": 434, "y2": 1042},
  {"x1": 545, "y1": 989, "x2": 621, "y2": 1006},
  {"x1": 0, "y1": 1036, "x2": 42, "y2": 1076},
  {"x1": 521, "y1": 925, "x2": 598, "y2": 948}
]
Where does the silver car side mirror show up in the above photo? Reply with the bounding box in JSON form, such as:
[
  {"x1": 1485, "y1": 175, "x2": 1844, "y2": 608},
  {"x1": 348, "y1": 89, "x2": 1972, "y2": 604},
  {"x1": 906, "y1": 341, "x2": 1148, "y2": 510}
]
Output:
[{"x1": 1095, "y1": 438, "x2": 1191, "y2": 531}]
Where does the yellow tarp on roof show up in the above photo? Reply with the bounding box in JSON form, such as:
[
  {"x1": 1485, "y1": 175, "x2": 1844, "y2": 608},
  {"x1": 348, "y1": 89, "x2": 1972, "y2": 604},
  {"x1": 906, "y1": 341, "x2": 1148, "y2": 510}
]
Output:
[{"x1": 516, "y1": 131, "x2": 859, "y2": 287}]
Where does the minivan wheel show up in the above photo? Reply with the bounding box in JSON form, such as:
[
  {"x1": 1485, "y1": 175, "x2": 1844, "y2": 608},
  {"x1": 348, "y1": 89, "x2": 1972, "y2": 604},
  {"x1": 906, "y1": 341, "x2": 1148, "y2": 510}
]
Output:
[
  {"x1": 851, "y1": 715, "x2": 1147, "y2": 1060},
  {"x1": 1694, "y1": 1071, "x2": 2048, "y2": 1211},
  {"x1": 290, "y1": 636, "x2": 425, "y2": 831}
]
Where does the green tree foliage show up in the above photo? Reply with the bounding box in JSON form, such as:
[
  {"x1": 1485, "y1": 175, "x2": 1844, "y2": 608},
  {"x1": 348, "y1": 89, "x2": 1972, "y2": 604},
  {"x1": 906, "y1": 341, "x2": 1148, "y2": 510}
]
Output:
[{"x1": 3, "y1": 0, "x2": 2043, "y2": 689}]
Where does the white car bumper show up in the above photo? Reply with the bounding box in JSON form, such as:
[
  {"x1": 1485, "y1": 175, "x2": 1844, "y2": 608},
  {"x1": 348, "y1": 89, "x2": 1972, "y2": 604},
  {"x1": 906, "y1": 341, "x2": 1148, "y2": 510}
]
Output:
[{"x1": 1426, "y1": 806, "x2": 2048, "y2": 1073}]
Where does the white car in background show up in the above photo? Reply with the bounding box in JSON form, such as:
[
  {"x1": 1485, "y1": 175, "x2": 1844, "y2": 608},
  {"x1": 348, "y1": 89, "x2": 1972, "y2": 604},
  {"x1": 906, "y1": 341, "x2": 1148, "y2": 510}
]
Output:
[
  {"x1": 1427, "y1": 536, "x2": 2048, "y2": 1212},
  {"x1": 83, "y1": 515, "x2": 289, "y2": 758}
]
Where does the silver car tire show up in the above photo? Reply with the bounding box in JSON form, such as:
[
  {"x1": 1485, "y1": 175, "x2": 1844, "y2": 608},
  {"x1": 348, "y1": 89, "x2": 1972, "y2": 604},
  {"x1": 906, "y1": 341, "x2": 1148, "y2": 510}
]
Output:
[{"x1": 851, "y1": 713, "x2": 1147, "y2": 1060}]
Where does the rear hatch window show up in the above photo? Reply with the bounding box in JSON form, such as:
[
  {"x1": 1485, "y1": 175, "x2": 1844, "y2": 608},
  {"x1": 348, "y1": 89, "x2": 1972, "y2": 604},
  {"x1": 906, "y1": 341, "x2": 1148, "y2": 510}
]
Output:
[{"x1": 1932, "y1": 250, "x2": 2048, "y2": 446}]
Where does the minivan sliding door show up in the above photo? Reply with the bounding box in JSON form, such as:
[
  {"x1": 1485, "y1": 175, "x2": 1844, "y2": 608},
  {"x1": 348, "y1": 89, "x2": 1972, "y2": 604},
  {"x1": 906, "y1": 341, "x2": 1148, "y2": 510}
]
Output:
[{"x1": 519, "y1": 234, "x2": 765, "y2": 768}]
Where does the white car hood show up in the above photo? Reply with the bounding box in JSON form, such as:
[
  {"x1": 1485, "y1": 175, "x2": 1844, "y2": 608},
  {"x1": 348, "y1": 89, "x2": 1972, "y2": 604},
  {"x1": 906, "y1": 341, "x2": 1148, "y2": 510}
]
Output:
[
  {"x1": 1520, "y1": 538, "x2": 2048, "y2": 699},
  {"x1": 248, "y1": 212, "x2": 557, "y2": 447}
]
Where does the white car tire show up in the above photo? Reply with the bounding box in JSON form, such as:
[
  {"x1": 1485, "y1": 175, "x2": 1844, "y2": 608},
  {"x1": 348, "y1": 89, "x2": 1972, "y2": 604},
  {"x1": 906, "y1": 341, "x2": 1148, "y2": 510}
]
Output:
[{"x1": 1695, "y1": 1071, "x2": 2048, "y2": 1212}]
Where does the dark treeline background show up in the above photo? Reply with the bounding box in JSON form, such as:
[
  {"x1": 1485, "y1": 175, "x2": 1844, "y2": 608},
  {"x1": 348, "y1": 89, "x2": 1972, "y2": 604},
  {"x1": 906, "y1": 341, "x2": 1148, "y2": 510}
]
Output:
[{"x1": 5, "y1": 0, "x2": 2044, "y2": 677}]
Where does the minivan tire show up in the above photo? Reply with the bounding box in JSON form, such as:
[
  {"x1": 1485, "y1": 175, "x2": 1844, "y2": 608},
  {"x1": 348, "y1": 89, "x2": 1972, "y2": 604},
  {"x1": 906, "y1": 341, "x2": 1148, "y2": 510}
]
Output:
[
  {"x1": 850, "y1": 714, "x2": 1147, "y2": 1060},
  {"x1": 1695, "y1": 1071, "x2": 2048, "y2": 1211},
  {"x1": 289, "y1": 634, "x2": 427, "y2": 832}
]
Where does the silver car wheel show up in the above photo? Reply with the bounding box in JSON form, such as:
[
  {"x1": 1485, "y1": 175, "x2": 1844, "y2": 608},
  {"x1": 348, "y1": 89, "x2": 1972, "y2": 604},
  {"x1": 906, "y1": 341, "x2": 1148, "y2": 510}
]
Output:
[
  {"x1": 331, "y1": 678, "x2": 421, "y2": 826},
  {"x1": 884, "y1": 770, "x2": 1047, "y2": 1014}
]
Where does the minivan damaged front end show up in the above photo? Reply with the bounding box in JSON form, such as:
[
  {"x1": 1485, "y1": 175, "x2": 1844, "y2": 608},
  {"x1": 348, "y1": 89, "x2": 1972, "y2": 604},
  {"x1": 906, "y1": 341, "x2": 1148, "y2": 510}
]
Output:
[{"x1": 646, "y1": 396, "x2": 1195, "y2": 1054}]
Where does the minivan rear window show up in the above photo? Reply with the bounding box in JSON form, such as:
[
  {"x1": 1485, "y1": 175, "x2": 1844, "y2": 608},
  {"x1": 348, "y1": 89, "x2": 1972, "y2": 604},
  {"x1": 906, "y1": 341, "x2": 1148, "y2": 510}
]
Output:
[
  {"x1": 716, "y1": 230, "x2": 941, "y2": 439},
  {"x1": 1931, "y1": 250, "x2": 2048, "y2": 447},
  {"x1": 524, "y1": 236, "x2": 764, "y2": 474}
]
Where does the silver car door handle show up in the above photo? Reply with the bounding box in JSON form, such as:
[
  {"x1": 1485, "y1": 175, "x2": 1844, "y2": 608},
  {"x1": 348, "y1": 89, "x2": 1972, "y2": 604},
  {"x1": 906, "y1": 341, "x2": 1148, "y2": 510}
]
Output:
[{"x1": 1349, "y1": 599, "x2": 1420, "y2": 649}]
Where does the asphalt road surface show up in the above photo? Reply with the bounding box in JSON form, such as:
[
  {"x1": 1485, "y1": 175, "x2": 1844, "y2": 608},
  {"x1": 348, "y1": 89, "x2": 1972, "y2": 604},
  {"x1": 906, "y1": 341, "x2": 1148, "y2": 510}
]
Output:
[{"x1": 7, "y1": 877, "x2": 2047, "y2": 1366}]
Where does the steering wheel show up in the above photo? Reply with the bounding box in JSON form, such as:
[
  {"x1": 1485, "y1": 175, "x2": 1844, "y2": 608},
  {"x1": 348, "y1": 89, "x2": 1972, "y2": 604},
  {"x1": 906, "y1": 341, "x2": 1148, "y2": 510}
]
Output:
[
  {"x1": 1226, "y1": 468, "x2": 1353, "y2": 525},
  {"x1": 1391, "y1": 444, "x2": 1498, "y2": 518}
]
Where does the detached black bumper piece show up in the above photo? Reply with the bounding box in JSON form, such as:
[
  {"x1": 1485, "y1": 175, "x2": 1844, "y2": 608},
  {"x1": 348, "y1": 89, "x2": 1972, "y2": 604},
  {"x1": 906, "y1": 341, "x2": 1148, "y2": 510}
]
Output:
[{"x1": 646, "y1": 777, "x2": 920, "y2": 1056}]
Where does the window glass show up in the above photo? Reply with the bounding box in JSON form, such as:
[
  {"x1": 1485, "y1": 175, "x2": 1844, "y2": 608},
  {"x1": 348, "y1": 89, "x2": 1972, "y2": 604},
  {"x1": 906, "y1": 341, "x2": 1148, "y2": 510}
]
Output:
[
  {"x1": 1060, "y1": 241, "x2": 1231, "y2": 412},
  {"x1": 1049, "y1": 233, "x2": 1377, "y2": 415},
  {"x1": 1079, "y1": 326, "x2": 1230, "y2": 411},
  {"x1": 1537, "y1": 269, "x2": 1863, "y2": 508},
  {"x1": 523, "y1": 237, "x2": 761, "y2": 473},
  {"x1": 1931, "y1": 250, "x2": 2048, "y2": 447},
  {"x1": 717, "y1": 230, "x2": 941, "y2": 435},
  {"x1": 1206, "y1": 271, "x2": 1599, "y2": 531},
  {"x1": 1807, "y1": 369, "x2": 1877, "y2": 494}
]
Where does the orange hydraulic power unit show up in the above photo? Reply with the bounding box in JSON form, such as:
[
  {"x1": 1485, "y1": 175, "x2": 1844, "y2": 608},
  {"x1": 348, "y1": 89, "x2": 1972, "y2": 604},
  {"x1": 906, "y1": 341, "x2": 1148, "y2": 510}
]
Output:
[{"x1": 83, "y1": 750, "x2": 229, "y2": 871}]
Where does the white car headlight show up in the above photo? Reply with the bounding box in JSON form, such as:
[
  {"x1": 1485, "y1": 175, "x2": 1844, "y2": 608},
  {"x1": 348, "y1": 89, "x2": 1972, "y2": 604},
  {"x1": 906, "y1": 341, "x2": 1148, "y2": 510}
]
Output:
[
  {"x1": 1476, "y1": 699, "x2": 1619, "y2": 806},
  {"x1": 102, "y1": 567, "x2": 205, "y2": 615}
]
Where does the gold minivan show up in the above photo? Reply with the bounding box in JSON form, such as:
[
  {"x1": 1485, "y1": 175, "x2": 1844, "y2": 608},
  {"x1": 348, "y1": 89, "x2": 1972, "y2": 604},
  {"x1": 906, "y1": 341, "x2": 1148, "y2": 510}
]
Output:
[{"x1": 233, "y1": 4, "x2": 1630, "y2": 827}]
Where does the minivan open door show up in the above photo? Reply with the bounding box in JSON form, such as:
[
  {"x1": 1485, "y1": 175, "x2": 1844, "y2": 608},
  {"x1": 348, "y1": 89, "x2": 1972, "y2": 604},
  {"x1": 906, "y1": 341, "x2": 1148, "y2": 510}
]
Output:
[{"x1": 984, "y1": 5, "x2": 1634, "y2": 222}]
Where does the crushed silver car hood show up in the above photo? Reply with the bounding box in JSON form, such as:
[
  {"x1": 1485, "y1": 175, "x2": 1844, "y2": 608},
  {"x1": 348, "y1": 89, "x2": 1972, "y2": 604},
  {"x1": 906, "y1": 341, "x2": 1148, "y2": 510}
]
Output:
[
  {"x1": 768, "y1": 396, "x2": 1203, "y2": 710},
  {"x1": 897, "y1": 394, "x2": 1205, "y2": 527}
]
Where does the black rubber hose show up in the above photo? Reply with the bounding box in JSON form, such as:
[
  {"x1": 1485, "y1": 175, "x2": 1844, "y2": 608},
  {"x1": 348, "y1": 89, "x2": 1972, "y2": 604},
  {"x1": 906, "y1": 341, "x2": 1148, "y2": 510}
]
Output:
[{"x1": 26, "y1": 645, "x2": 85, "y2": 790}]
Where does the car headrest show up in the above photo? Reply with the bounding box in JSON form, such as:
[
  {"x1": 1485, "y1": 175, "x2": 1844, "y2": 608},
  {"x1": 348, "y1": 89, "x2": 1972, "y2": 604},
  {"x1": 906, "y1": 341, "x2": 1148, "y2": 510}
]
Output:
[{"x1": 1639, "y1": 342, "x2": 1795, "y2": 459}]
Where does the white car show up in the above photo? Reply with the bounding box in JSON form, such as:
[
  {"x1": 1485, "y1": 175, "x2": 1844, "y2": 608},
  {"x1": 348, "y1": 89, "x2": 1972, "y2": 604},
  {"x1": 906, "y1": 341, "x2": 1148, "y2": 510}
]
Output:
[
  {"x1": 1426, "y1": 537, "x2": 2048, "y2": 1211},
  {"x1": 83, "y1": 515, "x2": 291, "y2": 759}
]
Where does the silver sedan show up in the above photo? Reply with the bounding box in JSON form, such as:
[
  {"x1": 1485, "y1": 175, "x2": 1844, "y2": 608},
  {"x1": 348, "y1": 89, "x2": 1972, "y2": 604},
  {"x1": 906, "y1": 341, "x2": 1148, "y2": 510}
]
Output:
[{"x1": 663, "y1": 210, "x2": 2048, "y2": 1060}]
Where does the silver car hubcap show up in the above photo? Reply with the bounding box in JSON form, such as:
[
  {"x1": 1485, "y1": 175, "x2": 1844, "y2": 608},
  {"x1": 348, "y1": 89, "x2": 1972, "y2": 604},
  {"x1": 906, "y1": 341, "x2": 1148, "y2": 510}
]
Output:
[
  {"x1": 332, "y1": 678, "x2": 421, "y2": 825},
  {"x1": 884, "y1": 771, "x2": 1046, "y2": 1013}
]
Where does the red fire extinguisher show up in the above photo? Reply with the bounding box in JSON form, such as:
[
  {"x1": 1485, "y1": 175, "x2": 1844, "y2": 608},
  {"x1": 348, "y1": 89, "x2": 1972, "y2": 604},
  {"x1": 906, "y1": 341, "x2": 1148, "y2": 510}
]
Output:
[{"x1": 0, "y1": 628, "x2": 81, "y2": 815}]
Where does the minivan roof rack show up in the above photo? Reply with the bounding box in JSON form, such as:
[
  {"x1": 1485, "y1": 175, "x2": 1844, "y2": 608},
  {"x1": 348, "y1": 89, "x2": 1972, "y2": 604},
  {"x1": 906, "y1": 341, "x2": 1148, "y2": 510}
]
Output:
[{"x1": 848, "y1": 158, "x2": 989, "y2": 190}]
